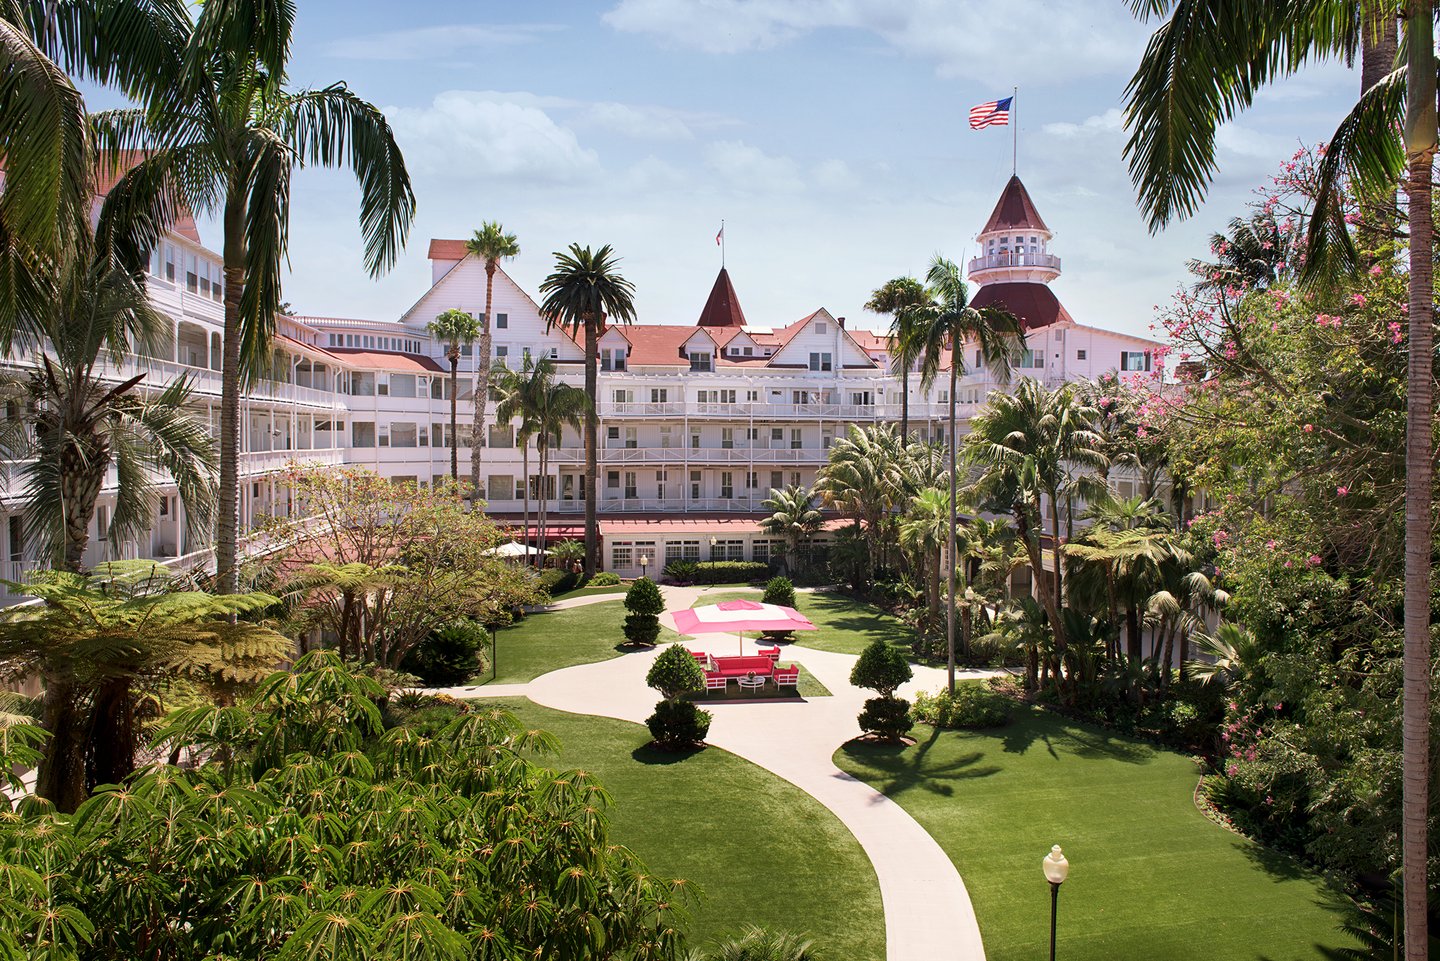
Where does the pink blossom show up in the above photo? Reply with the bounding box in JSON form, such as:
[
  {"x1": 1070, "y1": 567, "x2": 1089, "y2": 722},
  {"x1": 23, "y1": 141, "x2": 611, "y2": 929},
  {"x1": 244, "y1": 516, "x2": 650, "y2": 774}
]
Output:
[
  {"x1": 1284, "y1": 560, "x2": 1293, "y2": 568},
  {"x1": 1388, "y1": 321, "x2": 1403, "y2": 344},
  {"x1": 1302, "y1": 423, "x2": 1314, "y2": 433},
  {"x1": 1226, "y1": 764, "x2": 1239, "y2": 777},
  {"x1": 1369, "y1": 263, "x2": 1384, "y2": 277},
  {"x1": 1307, "y1": 554, "x2": 1322, "y2": 567},
  {"x1": 1401, "y1": 302, "x2": 1410, "y2": 313},
  {"x1": 1265, "y1": 539, "x2": 1278, "y2": 549},
  {"x1": 1336, "y1": 485, "x2": 1349, "y2": 497},
  {"x1": 1350, "y1": 293, "x2": 1367, "y2": 307},
  {"x1": 1213, "y1": 530, "x2": 1230, "y2": 547}
]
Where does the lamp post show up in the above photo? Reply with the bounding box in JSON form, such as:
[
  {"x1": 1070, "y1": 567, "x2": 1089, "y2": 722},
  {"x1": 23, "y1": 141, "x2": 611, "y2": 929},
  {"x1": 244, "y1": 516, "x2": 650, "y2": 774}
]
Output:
[
  {"x1": 1043, "y1": 844, "x2": 1069, "y2": 961},
  {"x1": 709, "y1": 536, "x2": 718, "y2": 562},
  {"x1": 639, "y1": 553, "x2": 649, "y2": 579}
]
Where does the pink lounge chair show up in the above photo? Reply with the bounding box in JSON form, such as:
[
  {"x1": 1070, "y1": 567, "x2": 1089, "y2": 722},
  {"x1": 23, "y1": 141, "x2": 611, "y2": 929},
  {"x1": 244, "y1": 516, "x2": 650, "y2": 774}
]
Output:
[
  {"x1": 758, "y1": 647, "x2": 781, "y2": 661},
  {"x1": 775, "y1": 666, "x2": 800, "y2": 690},
  {"x1": 703, "y1": 672, "x2": 728, "y2": 691}
]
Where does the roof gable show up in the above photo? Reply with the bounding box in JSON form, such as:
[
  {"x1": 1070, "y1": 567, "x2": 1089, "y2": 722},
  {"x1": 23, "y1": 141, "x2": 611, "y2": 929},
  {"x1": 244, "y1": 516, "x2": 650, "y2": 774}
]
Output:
[
  {"x1": 697, "y1": 267, "x2": 748, "y2": 328},
  {"x1": 981, "y1": 175, "x2": 1050, "y2": 234}
]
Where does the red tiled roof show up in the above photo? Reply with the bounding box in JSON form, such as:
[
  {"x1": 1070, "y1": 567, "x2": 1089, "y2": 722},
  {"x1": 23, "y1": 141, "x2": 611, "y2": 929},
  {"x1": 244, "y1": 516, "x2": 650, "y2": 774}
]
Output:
[
  {"x1": 324, "y1": 348, "x2": 445, "y2": 372},
  {"x1": 971, "y1": 282, "x2": 1072, "y2": 330},
  {"x1": 94, "y1": 151, "x2": 203, "y2": 244},
  {"x1": 981, "y1": 175, "x2": 1050, "y2": 234},
  {"x1": 697, "y1": 267, "x2": 748, "y2": 328},
  {"x1": 616, "y1": 325, "x2": 693, "y2": 366},
  {"x1": 428, "y1": 239, "x2": 470, "y2": 261}
]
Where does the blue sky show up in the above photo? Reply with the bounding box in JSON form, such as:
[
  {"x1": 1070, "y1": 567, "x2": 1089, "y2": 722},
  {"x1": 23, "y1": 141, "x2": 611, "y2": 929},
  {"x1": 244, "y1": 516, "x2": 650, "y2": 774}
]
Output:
[{"x1": 210, "y1": 1, "x2": 1357, "y2": 338}]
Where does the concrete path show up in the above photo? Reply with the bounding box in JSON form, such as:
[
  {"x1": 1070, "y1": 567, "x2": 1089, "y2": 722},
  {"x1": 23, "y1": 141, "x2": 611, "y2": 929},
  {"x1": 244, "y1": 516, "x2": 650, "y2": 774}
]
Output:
[{"x1": 435, "y1": 583, "x2": 997, "y2": 961}]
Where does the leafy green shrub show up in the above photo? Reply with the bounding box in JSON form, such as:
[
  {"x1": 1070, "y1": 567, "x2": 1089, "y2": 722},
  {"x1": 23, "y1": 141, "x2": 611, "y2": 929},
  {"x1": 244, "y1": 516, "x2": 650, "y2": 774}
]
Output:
[
  {"x1": 623, "y1": 613, "x2": 661, "y2": 646},
  {"x1": 402, "y1": 620, "x2": 489, "y2": 686},
  {"x1": 646, "y1": 698, "x2": 712, "y2": 747},
  {"x1": 762, "y1": 576, "x2": 796, "y2": 608},
  {"x1": 849, "y1": 638, "x2": 913, "y2": 697},
  {"x1": 663, "y1": 560, "x2": 698, "y2": 584},
  {"x1": 692, "y1": 561, "x2": 770, "y2": 585},
  {"x1": 913, "y1": 685, "x2": 1013, "y2": 729},
  {"x1": 549, "y1": 539, "x2": 585, "y2": 568},
  {"x1": 858, "y1": 696, "x2": 913, "y2": 740},
  {"x1": 536, "y1": 568, "x2": 579, "y2": 596},
  {"x1": 622, "y1": 577, "x2": 664, "y2": 645},
  {"x1": 646, "y1": 643, "x2": 705, "y2": 699},
  {"x1": 697, "y1": 926, "x2": 817, "y2": 961},
  {"x1": 589, "y1": 571, "x2": 621, "y2": 586}
]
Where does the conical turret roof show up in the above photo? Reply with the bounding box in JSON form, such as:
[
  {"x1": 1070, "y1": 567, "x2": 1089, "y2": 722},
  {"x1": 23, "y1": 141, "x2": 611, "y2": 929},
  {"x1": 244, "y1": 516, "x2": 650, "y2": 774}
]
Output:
[
  {"x1": 981, "y1": 175, "x2": 1050, "y2": 234},
  {"x1": 697, "y1": 267, "x2": 748, "y2": 328}
]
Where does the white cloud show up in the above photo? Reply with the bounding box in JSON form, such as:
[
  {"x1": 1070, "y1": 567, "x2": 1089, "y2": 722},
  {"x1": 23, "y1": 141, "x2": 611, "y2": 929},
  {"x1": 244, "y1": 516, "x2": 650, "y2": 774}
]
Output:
[
  {"x1": 1215, "y1": 122, "x2": 1295, "y2": 160},
  {"x1": 326, "y1": 23, "x2": 564, "y2": 61},
  {"x1": 603, "y1": 0, "x2": 1151, "y2": 82},
  {"x1": 384, "y1": 91, "x2": 601, "y2": 183},
  {"x1": 811, "y1": 158, "x2": 858, "y2": 191},
  {"x1": 583, "y1": 102, "x2": 698, "y2": 141},
  {"x1": 704, "y1": 140, "x2": 805, "y2": 193},
  {"x1": 1043, "y1": 108, "x2": 1124, "y2": 139}
]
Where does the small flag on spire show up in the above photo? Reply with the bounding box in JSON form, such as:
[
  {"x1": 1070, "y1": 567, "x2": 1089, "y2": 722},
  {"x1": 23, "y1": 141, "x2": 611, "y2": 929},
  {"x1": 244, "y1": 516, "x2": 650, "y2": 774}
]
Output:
[
  {"x1": 969, "y1": 96, "x2": 1012, "y2": 129},
  {"x1": 716, "y1": 223, "x2": 724, "y2": 245}
]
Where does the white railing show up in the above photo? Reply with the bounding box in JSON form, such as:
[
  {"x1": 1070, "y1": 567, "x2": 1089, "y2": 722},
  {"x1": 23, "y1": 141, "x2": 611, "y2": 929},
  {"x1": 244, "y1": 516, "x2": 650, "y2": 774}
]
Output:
[
  {"x1": 86, "y1": 356, "x2": 346, "y2": 410},
  {"x1": 552, "y1": 447, "x2": 830, "y2": 465},
  {"x1": 240, "y1": 448, "x2": 345, "y2": 475},
  {"x1": 968, "y1": 252, "x2": 1062, "y2": 273},
  {"x1": 545, "y1": 497, "x2": 772, "y2": 514}
]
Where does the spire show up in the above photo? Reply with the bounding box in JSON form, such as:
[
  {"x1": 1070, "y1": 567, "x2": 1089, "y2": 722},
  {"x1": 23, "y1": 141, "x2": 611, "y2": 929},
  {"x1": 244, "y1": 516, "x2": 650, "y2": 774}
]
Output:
[
  {"x1": 697, "y1": 267, "x2": 748, "y2": 328},
  {"x1": 981, "y1": 174, "x2": 1050, "y2": 234}
]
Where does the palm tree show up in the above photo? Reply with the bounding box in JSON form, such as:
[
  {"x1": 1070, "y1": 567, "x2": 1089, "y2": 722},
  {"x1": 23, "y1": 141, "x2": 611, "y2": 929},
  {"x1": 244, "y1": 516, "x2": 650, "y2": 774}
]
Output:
[
  {"x1": 102, "y1": 4, "x2": 415, "y2": 593},
  {"x1": 759, "y1": 485, "x2": 825, "y2": 575},
  {"x1": 465, "y1": 222, "x2": 520, "y2": 501},
  {"x1": 864, "y1": 276, "x2": 928, "y2": 441},
  {"x1": 815, "y1": 423, "x2": 904, "y2": 570},
  {"x1": 900, "y1": 488, "x2": 949, "y2": 626},
  {"x1": 492, "y1": 359, "x2": 541, "y2": 562},
  {"x1": 966, "y1": 379, "x2": 1109, "y2": 696},
  {"x1": 538, "y1": 245, "x2": 637, "y2": 577},
  {"x1": 0, "y1": 1, "x2": 186, "y2": 331},
  {"x1": 1124, "y1": 7, "x2": 1433, "y2": 948},
  {"x1": 426, "y1": 308, "x2": 479, "y2": 483},
  {"x1": 904, "y1": 255, "x2": 1026, "y2": 691},
  {"x1": 526, "y1": 360, "x2": 591, "y2": 565}
]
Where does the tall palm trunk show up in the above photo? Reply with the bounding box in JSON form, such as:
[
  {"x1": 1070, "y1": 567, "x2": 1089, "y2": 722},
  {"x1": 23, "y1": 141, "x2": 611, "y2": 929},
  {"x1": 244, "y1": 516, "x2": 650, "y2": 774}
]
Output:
[
  {"x1": 1400, "y1": 4, "x2": 1435, "y2": 953},
  {"x1": 945, "y1": 360, "x2": 958, "y2": 693},
  {"x1": 447, "y1": 348, "x2": 459, "y2": 482},
  {"x1": 583, "y1": 315, "x2": 600, "y2": 577},
  {"x1": 900, "y1": 365, "x2": 910, "y2": 442},
  {"x1": 217, "y1": 195, "x2": 246, "y2": 595},
  {"x1": 521, "y1": 442, "x2": 531, "y2": 564},
  {"x1": 537, "y1": 438, "x2": 548, "y2": 567},
  {"x1": 471, "y1": 263, "x2": 497, "y2": 502}
]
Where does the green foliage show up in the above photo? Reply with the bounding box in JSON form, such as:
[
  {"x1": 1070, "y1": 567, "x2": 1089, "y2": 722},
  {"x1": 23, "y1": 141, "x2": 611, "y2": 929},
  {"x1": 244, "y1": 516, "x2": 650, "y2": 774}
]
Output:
[
  {"x1": 550, "y1": 539, "x2": 586, "y2": 566},
  {"x1": 695, "y1": 926, "x2": 818, "y2": 961},
  {"x1": 590, "y1": 571, "x2": 622, "y2": 586},
  {"x1": 691, "y1": 561, "x2": 771, "y2": 585},
  {"x1": 857, "y1": 696, "x2": 913, "y2": 740},
  {"x1": 849, "y1": 638, "x2": 913, "y2": 697},
  {"x1": 538, "y1": 567, "x2": 581, "y2": 595},
  {"x1": 646, "y1": 698, "x2": 712, "y2": 747},
  {"x1": 761, "y1": 576, "x2": 796, "y2": 608},
  {"x1": 625, "y1": 576, "x2": 665, "y2": 616},
  {"x1": 664, "y1": 560, "x2": 699, "y2": 584},
  {"x1": 647, "y1": 644, "x2": 706, "y2": 700},
  {"x1": 0, "y1": 651, "x2": 691, "y2": 961},
  {"x1": 913, "y1": 685, "x2": 1013, "y2": 729},
  {"x1": 402, "y1": 620, "x2": 488, "y2": 686},
  {"x1": 624, "y1": 613, "x2": 662, "y2": 646}
]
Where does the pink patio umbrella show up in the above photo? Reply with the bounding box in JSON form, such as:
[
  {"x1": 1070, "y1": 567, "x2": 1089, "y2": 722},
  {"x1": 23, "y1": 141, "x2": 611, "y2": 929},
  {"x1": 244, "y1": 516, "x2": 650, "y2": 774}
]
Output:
[{"x1": 671, "y1": 599, "x2": 818, "y2": 654}]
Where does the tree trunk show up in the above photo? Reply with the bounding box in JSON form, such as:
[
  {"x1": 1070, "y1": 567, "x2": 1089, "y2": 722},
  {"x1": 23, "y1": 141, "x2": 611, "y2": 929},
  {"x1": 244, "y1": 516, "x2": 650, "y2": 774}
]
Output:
[
  {"x1": 35, "y1": 676, "x2": 86, "y2": 813},
  {"x1": 217, "y1": 192, "x2": 246, "y2": 594},
  {"x1": 1126, "y1": 604, "x2": 1142, "y2": 661},
  {"x1": 471, "y1": 262, "x2": 497, "y2": 502},
  {"x1": 1361, "y1": 7, "x2": 1398, "y2": 95},
  {"x1": 87, "y1": 676, "x2": 137, "y2": 789},
  {"x1": 522, "y1": 444, "x2": 531, "y2": 565},
  {"x1": 537, "y1": 438, "x2": 548, "y2": 567},
  {"x1": 900, "y1": 365, "x2": 909, "y2": 442},
  {"x1": 583, "y1": 315, "x2": 600, "y2": 577},
  {"x1": 1400, "y1": 7, "x2": 1435, "y2": 953},
  {"x1": 945, "y1": 361, "x2": 958, "y2": 693},
  {"x1": 448, "y1": 350, "x2": 459, "y2": 481}
]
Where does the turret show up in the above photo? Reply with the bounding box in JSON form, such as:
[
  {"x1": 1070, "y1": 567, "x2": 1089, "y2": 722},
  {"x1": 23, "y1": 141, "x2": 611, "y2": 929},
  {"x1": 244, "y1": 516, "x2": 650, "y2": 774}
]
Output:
[{"x1": 968, "y1": 175, "x2": 1061, "y2": 286}]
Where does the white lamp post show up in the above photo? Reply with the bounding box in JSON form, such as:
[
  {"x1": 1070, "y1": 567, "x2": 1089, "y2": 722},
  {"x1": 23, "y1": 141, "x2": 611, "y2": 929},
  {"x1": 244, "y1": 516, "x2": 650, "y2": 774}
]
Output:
[
  {"x1": 1043, "y1": 844, "x2": 1070, "y2": 961},
  {"x1": 639, "y1": 554, "x2": 649, "y2": 579}
]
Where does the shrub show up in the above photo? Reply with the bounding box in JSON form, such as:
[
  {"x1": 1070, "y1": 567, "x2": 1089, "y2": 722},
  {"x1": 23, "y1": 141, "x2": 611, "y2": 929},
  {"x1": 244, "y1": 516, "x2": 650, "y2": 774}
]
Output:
[
  {"x1": 849, "y1": 638, "x2": 913, "y2": 697},
  {"x1": 646, "y1": 643, "x2": 705, "y2": 699},
  {"x1": 537, "y1": 568, "x2": 579, "y2": 596},
  {"x1": 762, "y1": 576, "x2": 796, "y2": 608},
  {"x1": 623, "y1": 613, "x2": 662, "y2": 646},
  {"x1": 646, "y1": 698, "x2": 712, "y2": 747},
  {"x1": 549, "y1": 539, "x2": 585, "y2": 569},
  {"x1": 663, "y1": 560, "x2": 698, "y2": 585},
  {"x1": 858, "y1": 696, "x2": 913, "y2": 740},
  {"x1": 624, "y1": 577, "x2": 665, "y2": 615},
  {"x1": 590, "y1": 571, "x2": 621, "y2": 586},
  {"x1": 691, "y1": 561, "x2": 770, "y2": 585},
  {"x1": 913, "y1": 685, "x2": 1013, "y2": 729},
  {"x1": 402, "y1": 621, "x2": 489, "y2": 687}
]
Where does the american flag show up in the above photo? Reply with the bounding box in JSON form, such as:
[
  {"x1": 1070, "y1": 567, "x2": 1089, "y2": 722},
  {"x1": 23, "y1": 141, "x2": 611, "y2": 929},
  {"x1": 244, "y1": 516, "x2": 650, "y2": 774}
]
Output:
[{"x1": 969, "y1": 96, "x2": 1012, "y2": 130}]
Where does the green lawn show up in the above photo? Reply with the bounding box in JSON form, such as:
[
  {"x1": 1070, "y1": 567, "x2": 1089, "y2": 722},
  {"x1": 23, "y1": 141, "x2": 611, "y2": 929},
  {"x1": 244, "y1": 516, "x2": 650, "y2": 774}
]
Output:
[
  {"x1": 686, "y1": 589, "x2": 916, "y2": 658},
  {"x1": 482, "y1": 600, "x2": 629, "y2": 685},
  {"x1": 488, "y1": 698, "x2": 884, "y2": 959},
  {"x1": 546, "y1": 584, "x2": 629, "y2": 601},
  {"x1": 834, "y1": 700, "x2": 1349, "y2": 961}
]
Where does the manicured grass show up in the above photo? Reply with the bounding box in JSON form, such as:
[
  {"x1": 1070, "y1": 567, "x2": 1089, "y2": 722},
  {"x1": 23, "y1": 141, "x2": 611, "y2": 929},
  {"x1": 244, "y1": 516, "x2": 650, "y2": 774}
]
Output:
[
  {"x1": 688, "y1": 589, "x2": 917, "y2": 658},
  {"x1": 545, "y1": 584, "x2": 629, "y2": 601},
  {"x1": 487, "y1": 698, "x2": 884, "y2": 959},
  {"x1": 833, "y1": 699, "x2": 1349, "y2": 961},
  {"x1": 482, "y1": 600, "x2": 629, "y2": 685}
]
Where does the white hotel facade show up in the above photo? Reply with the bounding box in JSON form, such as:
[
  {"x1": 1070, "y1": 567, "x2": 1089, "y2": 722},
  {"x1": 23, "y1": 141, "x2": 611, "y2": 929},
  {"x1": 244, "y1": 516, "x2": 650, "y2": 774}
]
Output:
[{"x1": 0, "y1": 175, "x2": 1159, "y2": 598}]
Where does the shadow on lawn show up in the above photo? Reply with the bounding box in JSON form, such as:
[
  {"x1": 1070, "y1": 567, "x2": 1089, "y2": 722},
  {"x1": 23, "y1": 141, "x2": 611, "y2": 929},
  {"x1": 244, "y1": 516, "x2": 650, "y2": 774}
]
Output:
[
  {"x1": 837, "y1": 727, "x2": 1001, "y2": 798},
  {"x1": 998, "y1": 709, "x2": 1158, "y2": 765},
  {"x1": 631, "y1": 742, "x2": 708, "y2": 765}
]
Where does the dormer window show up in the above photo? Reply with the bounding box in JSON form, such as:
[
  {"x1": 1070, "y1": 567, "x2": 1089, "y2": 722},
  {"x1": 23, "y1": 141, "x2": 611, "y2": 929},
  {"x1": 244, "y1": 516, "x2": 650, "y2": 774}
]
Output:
[
  {"x1": 816, "y1": 321, "x2": 827, "y2": 334},
  {"x1": 690, "y1": 351, "x2": 712, "y2": 372}
]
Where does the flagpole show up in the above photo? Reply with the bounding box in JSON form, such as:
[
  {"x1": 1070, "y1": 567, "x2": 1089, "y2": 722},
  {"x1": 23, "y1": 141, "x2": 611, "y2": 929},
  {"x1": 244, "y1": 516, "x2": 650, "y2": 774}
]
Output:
[
  {"x1": 1012, "y1": 86, "x2": 1018, "y2": 175},
  {"x1": 720, "y1": 219, "x2": 726, "y2": 268}
]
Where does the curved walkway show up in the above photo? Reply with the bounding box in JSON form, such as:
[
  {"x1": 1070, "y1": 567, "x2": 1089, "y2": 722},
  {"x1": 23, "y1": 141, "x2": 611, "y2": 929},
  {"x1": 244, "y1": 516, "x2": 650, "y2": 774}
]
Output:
[{"x1": 436, "y1": 585, "x2": 995, "y2": 961}]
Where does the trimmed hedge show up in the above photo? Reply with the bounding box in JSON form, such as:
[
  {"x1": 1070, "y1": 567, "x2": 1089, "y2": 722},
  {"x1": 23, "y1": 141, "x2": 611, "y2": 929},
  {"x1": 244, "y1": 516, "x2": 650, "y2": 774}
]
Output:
[
  {"x1": 646, "y1": 698, "x2": 712, "y2": 747},
  {"x1": 858, "y1": 696, "x2": 913, "y2": 740},
  {"x1": 691, "y1": 561, "x2": 771, "y2": 585},
  {"x1": 590, "y1": 571, "x2": 621, "y2": 586},
  {"x1": 913, "y1": 685, "x2": 1013, "y2": 729},
  {"x1": 536, "y1": 568, "x2": 579, "y2": 596}
]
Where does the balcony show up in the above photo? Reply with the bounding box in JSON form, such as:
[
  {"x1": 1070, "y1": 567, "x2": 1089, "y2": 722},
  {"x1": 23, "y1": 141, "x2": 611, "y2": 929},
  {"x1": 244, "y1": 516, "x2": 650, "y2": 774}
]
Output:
[
  {"x1": 967, "y1": 251, "x2": 1062, "y2": 273},
  {"x1": 602, "y1": 401, "x2": 888, "y2": 420},
  {"x1": 240, "y1": 448, "x2": 345, "y2": 475},
  {"x1": 85, "y1": 356, "x2": 346, "y2": 410},
  {"x1": 545, "y1": 497, "x2": 772, "y2": 514},
  {"x1": 550, "y1": 446, "x2": 830, "y2": 465}
]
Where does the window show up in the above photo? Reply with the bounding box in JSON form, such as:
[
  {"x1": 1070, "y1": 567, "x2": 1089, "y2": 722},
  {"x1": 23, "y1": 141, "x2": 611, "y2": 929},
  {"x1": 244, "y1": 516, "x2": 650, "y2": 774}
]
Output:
[
  {"x1": 163, "y1": 244, "x2": 176, "y2": 283},
  {"x1": 690, "y1": 470, "x2": 702, "y2": 499},
  {"x1": 651, "y1": 388, "x2": 668, "y2": 403},
  {"x1": 352, "y1": 422, "x2": 376, "y2": 448},
  {"x1": 613, "y1": 388, "x2": 634, "y2": 404},
  {"x1": 185, "y1": 253, "x2": 198, "y2": 292},
  {"x1": 432, "y1": 422, "x2": 450, "y2": 448},
  {"x1": 625, "y1": 427, "x2": 637, "y2": 449},
  {"x1": 612, "y1": 543, "x2": 633, "y2": 569},
  {"x1": 488, "y1": 425, "x2": 515, "y2": 448},
  {"x1": 8, "y1": 515, "x2": 22, "y2": 563},
  {"x1": 199, "y1": 260, "x2": 211, "y2": 297},
  {"x1": 660, "y1": 426, "x2": 674, "y2": 448},
  {"x1": 816, "y1": 321, "x2": 827, "y2": 334},
  {"x1": 789, "y1": 471, "x2": 801, "y2": 488},
  {"x1": 744, "y1": 346, "x2": 754, "y2": 356},
  {"x1": 1077, "y1": 349, "x2": 1088, "y2": 361},
  {"x1": 746, "y1": 471, "x2": 759, "y2": 489},
  {"x1": 690, "y1": 430, "x2": 701, "y2": 450},
  {"x1": 850, "y1": 390, "x2": 873, "y2": 406},
  {"x1": 624, "y1": 471, "x2": 637, "y2": 498},
  {"x1": 601, "y1": 348, "x2": 626, "y2": 371},
  {"x1": 770, "y1": 428, "x2": 784, "y2": 447},
  {"x1": 607, "y1": 470, "x2": 620, "y2": 490},
  {"x1": 667, "y1": 540, "x2": 700, "y2": 563},
  {"x1": 159, "y1": 496, "x2": 170, "y2": 518},
  {"x1": 720, "y1": 471, "x2": 734, "y2": 498},
  {"x1": 770, "y1": 471, "x2": 784, "y2": 491},
  {"x1": 752, "y1": 539, "x2": 775, "y2": 564},
  {"x1": 377, "y1": 423, "x2": 390, "y2": 447},
  {"x1": 808, "y1": 352, "x2": 832, "y2": 371},
  {"x1": 96, "y1": 505, "x2": 109, "y2": 542},
  {"x1": 390, "y1": 423, "x2": 418, "y2": 448},
  {"x1": 487, "y1": 475, "x2": 513, "y2": 501},
  {"x1": 607, "y1": 426, "x2": 620, "y2": 442},
  {"x1": 1121, "y1": 351, "x2": 1152, "y2": 372},
  {"x1": 746, "y1": 389, "x2": 759, "y2": 402},
  {"x1": 657, "y1": 470, "x2": 668, "y2": 499},
  {"x1": 1020, "y1": 349, "x2": 1044, "y2": 369},
  {"x1": 390, "y1": 373, "x2": 417, "y2": 397},
  {"x1": 713, "y1": 539, "x2": 743, "y2": 561},
  {"x1": 495, "y1": 312, "x2": 508, "y2": 329},
  {"x1": 822, "y1": 430, "x2": 834, "y2": 450},
  {"x1": 690, "y1": 351, "x2": 712, "y2": 372},
  {"x1": 747, "y1": 427, "x2": 759, "y2": 442},
  {"x1": 494, "y1": 345, "x2": 509, "y2": 367},
  {"x1": 790, "y1": 429, "x2": 803, "y2": 450}
]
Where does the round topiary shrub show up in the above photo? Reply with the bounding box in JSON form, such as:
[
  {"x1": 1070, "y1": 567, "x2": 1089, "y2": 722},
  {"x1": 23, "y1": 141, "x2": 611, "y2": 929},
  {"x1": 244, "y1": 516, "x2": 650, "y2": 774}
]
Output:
[
  {"x1": 646, "y1": 643, "x2": 704, "y2": 699},
  {"x1": 858, "y1": 696, "x2": 913, "y2": 740},
  {"x1": 762, "y1": 575, "x2": 796, "y2": 608},
  {"x1": 623, "y1": 613, "x2": 661, "y2": 646},
  {"x1": 646, "y1": 698, "x2": 712, "y2": 747},
  {"x1": 849, "y1": 638, "x2": 913, "y2": 697},
  {"x1": 590, "y1": 571, "x2": 621, "y2": 586},
  {"x1": 623, "y1": 576, "x2": 665, "y2": 645}
]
